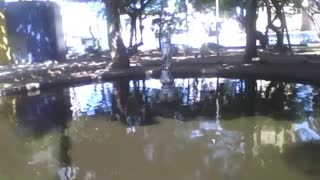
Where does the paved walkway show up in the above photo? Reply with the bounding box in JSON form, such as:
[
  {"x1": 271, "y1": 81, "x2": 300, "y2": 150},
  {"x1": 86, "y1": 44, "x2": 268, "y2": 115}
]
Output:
[{"x1": 1, "y1": 54, "x2": 320, "y2": 96}]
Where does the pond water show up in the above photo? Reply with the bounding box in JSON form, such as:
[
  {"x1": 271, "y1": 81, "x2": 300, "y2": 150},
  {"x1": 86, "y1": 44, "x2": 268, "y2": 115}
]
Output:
[{"x1": 0, "y1": 77, "x2": 320, "y2": 180}]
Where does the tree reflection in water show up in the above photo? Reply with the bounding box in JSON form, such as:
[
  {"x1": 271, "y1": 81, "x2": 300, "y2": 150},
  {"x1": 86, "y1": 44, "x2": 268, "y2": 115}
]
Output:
[
  {"x1": 57, "y1": 128, "x2": 79, "y2": 180},
  {"x1": 9, "y1": 77, "x2": 320, "y2": 179},
  {"x1": 82, "y1": 78, "x2": 319, "y2": 177},
  {"x1": 66, "y1": 78, "x2": 320, "y2": 140},
  {"x1": 111, "y1": 79, "x2": 129, "y2": 122},
  {"x1": 15, "y1": 90, "x2": 71, "y2": 138},
  {"x1": 14, "y1": 90, "x2": 82, "y2": 180}
]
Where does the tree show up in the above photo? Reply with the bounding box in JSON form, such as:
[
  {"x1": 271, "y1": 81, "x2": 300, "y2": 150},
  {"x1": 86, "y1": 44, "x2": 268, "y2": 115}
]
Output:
[
  {"x1": 146, "y1": 0, "x2": 172, "y2": 50},
  {"x1": 189, "y1": 0, "x2": 215, "y2": 13},
  {"x1": 190, "y1": 0, "x2": 259, "y2": 61},
  {"x1": 297, "y1": 0, "x2": 320, "y2": 36},
  {"x1": 102, "y1": 0, "x2": 129, "y2": 68},
  {"x1": 263, "y1": 0, "x2": 291, "y2": 50},
  {"x1": 122, "y1": 0, "x2": 153, "y2": 48},
  {"x1": 244, "y1": 0, "x2": 258, "y2": 61},
  {"x1": 301, "y1": 7, "x2": 313, "y2": 31},
  {"x1": 147, "y1": 0, "x2": 185, "y2": 50},
  {"x1": 219, "y1": 0, "x2": 259, "y2": 60}
]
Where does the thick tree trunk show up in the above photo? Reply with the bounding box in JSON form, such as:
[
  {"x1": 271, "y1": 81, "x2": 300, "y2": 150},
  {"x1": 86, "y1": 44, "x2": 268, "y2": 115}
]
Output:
[
  {"x1": 244, "y1": 0, "x2": 258, "y2": 62},
  {"x1": 106, "y1": 0, "x2": 129, "y2": 68}
]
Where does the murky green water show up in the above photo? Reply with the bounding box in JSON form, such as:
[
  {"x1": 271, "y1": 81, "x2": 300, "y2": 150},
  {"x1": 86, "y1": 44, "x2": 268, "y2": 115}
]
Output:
[{"x1": 0, "y1": 78, "x2": 320, "y2": 180}]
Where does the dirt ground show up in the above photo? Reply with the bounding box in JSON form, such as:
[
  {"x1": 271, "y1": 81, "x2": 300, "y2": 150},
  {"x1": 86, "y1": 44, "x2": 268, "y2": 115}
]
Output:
[{"x1": 1, "y1": 47, "x2": 320, "y2": 96}]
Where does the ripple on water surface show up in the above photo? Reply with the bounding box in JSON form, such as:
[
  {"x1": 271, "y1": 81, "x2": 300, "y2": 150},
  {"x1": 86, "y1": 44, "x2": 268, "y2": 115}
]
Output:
[{"x1": 0, "y1": 78, "x2": 319, "y2": 180}]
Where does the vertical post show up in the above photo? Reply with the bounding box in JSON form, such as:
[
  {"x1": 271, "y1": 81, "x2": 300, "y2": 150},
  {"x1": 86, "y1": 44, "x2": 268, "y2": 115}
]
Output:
[
  {"x1": 159, "y1": 1, "x2": 164, "y2": 50},
  {"x1": 216, "y1": 0, "x2": 220, "y2": 56},
  {"x1": 186, "y1": 0, "x2": 189, "y2": 48}
]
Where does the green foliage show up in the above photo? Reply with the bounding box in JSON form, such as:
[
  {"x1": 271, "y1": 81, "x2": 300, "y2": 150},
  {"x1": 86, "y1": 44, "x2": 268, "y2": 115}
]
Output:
[
  {"x1": 144, "y1": 0, "x2": 168, "y2": 16},
  {"x1": 189, "y1": 0, "x2": 215, "y2": 13},
  {"x1": 149, "y1": 0, "x2": 186, "y2": 39},
  {"x1": 153, "y1": 13, "x2": 185, "y2": 37}
]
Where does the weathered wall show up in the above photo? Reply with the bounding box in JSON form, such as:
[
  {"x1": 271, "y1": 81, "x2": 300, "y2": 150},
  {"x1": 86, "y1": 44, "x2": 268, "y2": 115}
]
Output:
[{"x1": 5, "y1": 1, "x2": 66, "y2": 64}]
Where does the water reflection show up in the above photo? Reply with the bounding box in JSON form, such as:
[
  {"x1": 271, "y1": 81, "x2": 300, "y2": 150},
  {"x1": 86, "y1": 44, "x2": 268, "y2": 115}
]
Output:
[
  {"x1": 14, "y1": 90, "x2": 79, "y2": 180},
  {"x1": 294, "y1": 84, "x2": 320, "y2": 141},
  {"x1": 67, "y1": 78, "x2": 320, "y2": 142},
  {"x1": 0, "y1": 78, "x2": 320, "y2": 179},
  {"x1": 69, "y1": 83, "x2": 113, "y2": 119},
  {"x1": 15, "y1": 90, "x2": 71, "y2": 137}
]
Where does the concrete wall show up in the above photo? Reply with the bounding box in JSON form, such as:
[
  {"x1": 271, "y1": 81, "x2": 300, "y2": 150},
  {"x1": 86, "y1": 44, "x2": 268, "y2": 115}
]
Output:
[{"x1": 5, "y1": 1, "x2": 66, "y2": 64}]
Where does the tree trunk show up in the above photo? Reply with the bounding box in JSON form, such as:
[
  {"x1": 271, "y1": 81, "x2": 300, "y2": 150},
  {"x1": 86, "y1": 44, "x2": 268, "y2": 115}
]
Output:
[
  {"x1": 159, "y1": 1, "x2": 164, "y2": 50},
  {"x1": 265, "y1": 0, "x2": 288, "y2": 51},
  {"x1": 256, "y1": 30, "x2": 268, "y2": 48},
  {"x1": 105, "y1": 0, "x2": 130, "y2": 68},
  {"x1": 107, "y1": 23, "x2": 112, "y2": 50},
  {"x1": 306, "y1": 12, "x2": 320, "y2": 37},
  {"x1": 283, "y1": 10, "x2": 292, "y2": 53},
  {"x1": 139, "y1": 14, "x2": 144, "y2": 43},
  {"x1": 159, "y1": 23, "x2": 163, "y2": 50},
  {"x1": 244, "y1": 0, "x2": 258, "y2": 62},
  {"x1": 134, "y1": 19, "x2": 138, "y2": 45},
  {"x1": 129, "y1": 14, "x2": 137, "y2": 48},
  {"x1": 275, "y1": 30, "x2": 284, "y2": 48},
  {"x1": 301, "y1": 9, "x2": 313, "y2": 31}
]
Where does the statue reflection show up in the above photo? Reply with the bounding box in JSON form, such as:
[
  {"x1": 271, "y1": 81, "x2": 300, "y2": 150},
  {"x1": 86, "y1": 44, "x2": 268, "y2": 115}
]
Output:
[{"x1": 293, "y1": 85, "x2": 320, "y2": 141}]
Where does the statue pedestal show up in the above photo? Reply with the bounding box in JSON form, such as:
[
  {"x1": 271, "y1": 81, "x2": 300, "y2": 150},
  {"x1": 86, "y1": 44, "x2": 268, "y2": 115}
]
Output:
[
  {"x1": 160, "y1": 69, "x2": 174, "y2": 87},
  {"x1": 159, "y1": 69, "x2": 178, "y2": 103}
]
